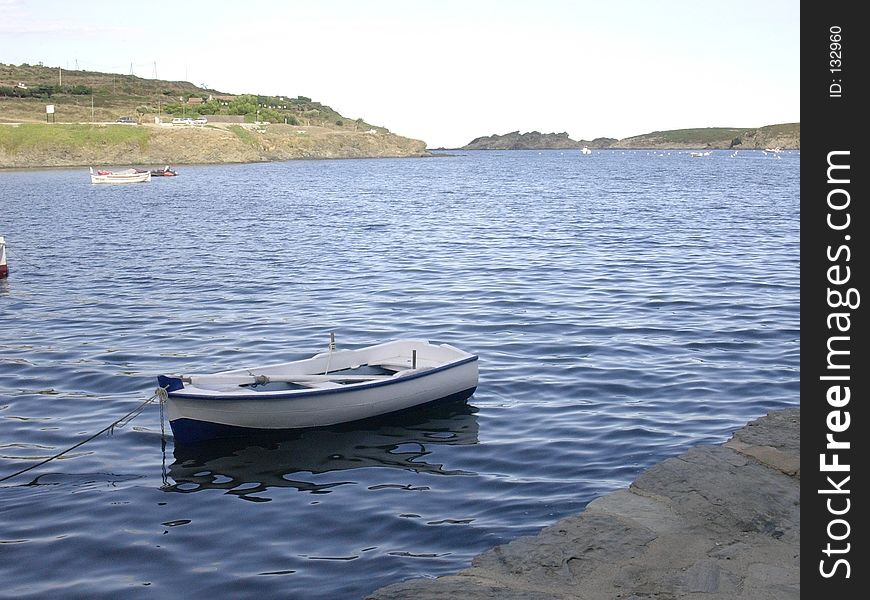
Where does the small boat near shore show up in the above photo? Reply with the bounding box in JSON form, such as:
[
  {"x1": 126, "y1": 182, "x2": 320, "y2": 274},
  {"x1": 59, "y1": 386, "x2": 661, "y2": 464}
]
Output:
[
  {"x1": 157, "y1": 339, "x2": 479, "y2": 443},
  {"x1": 142, "y1": 166, "x2": 177, "y2": 177},
  {"x1": 581, "y1": 146, "x2": 592, "y2": 155},
  {"x1": 89, "y1": 167, "x2": 151, "y2": 184},
  {"x1": 689, "y1": 151, "x2": 711, "y2": 157}
]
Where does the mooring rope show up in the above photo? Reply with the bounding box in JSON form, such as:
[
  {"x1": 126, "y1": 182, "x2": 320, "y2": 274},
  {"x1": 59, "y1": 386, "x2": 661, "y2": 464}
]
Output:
[
  {"x1": 159, "y1": 388, "x2": 169, "y2": 487},
  {"x1": 0, "y1": 389, "x2": 165, "y2": 484},
  {"x1": 0, "y1": 251, "x2": 43, "y2": 272}
]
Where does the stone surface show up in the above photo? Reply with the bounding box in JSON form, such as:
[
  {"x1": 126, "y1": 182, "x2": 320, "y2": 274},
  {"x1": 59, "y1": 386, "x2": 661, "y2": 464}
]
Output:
[
  {"x1": 724, "y1": 408, "x2": 800, "y2": 477},
  {"x1": 366, "y1": 408, "x2": 800, "y2": 600}
]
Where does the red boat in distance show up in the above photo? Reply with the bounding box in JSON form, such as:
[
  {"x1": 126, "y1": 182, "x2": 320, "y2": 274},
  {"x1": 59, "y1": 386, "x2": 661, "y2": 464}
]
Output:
[
  {"x1": 151, "y1": 166, "x2": 177, "y2": 177},
  {"x1": 135, "y1": 166, "x2": 177, "y2": 177}
]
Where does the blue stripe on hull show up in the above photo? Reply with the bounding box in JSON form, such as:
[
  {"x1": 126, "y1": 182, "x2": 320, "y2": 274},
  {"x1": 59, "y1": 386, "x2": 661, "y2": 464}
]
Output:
[{"x1": 169, "y1": 387, "x2": 477, "y2": 444}]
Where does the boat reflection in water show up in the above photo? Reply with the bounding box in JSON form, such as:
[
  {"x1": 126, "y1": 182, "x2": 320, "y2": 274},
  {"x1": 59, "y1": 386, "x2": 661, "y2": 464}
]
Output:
[{"x1": 163, "y1": 398, "x2": 479, "y2": 498}]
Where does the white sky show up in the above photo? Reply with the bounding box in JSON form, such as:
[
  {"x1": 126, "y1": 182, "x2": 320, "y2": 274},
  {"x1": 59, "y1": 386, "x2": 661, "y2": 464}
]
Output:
[{"x1": 1, "y1": 0, "x2": 800, "y2": 148}]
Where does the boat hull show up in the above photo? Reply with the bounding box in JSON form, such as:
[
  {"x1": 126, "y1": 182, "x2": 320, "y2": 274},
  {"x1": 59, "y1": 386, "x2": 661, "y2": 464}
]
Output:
[
  {"x1": 168, "y1": 386, "x2": 477, "y2": 444},
  {"x1": 90, "y1": 174, "x2": 151, "y2": 184},
  {"x1": 159, "y1": 340, "x2": 479, "y2": 443},
  {"x1": 89, "y1": 168, "x2": 151, "y2": 184}
]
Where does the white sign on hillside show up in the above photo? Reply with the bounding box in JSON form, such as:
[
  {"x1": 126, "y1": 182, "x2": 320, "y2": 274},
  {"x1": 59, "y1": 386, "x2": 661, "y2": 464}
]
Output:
[{"x1": 46, "y1": 104, "x2": 55, "y2": 114}]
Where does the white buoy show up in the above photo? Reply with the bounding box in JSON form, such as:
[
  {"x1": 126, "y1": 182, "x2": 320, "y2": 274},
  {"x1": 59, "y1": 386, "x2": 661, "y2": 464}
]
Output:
[{"x1": 0, "y1": 236, "x2": 8, "y2": 278}]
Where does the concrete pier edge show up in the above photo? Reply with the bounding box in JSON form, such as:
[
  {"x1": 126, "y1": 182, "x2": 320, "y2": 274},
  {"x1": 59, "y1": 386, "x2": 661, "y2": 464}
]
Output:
[{"x1": 366, "y1": 408, "x2": 800, "y2": 600}]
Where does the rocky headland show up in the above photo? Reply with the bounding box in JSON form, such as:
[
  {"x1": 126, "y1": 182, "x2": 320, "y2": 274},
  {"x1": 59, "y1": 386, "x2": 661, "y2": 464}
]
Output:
[
  {"x1": 460, "y1": 123, "x2": 799, "y2": 151},
  {"x1": 367, "y1": 408, "x2": 800, "y2": 600},
  {"x1": 614, "y1": 123, "x2": 800, "y2": 150},
  {"x1": 461, "y1": 131, "x2": 617, "y2": 150}
]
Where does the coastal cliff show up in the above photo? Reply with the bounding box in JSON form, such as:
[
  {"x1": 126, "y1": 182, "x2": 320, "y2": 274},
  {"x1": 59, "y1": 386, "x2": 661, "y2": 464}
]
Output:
[{"x1": 0, "y1": 123, "x2": 428, "y2": 168}]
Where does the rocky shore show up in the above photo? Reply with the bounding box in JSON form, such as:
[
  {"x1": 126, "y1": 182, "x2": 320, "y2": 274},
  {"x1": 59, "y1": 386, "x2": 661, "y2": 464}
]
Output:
[{"x1": 367, "y1": 408, "x2": 800, "y2": 600}]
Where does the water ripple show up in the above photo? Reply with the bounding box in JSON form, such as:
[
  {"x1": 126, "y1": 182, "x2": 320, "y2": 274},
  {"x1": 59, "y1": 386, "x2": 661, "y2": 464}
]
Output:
[{"x1": 0, "y1": 149, "x2": 799, "y2": 599}]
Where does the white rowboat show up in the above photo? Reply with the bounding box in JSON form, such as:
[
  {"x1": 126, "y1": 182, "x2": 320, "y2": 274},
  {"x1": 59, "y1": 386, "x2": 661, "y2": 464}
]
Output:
[
  {"x1": 157, "y1": 339, "x2": 479, "y2": 443},
  {"x1": 89, "y1": 167, "x2": 151, "y2": 184}
]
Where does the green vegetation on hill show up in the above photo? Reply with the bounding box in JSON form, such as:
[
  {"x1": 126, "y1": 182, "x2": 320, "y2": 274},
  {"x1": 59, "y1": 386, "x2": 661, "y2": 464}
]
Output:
[
  {"x1": 1, "y1": 63, "x2": 211, "y2": 96},
  {"x1": 633, "y1": 127, "x2": 748, "y2": 144},
  {"x1": 0, "y1": 122, "x2": 428, "y2": 168},
  {"x1": 227, "y1": 124, "x2": 257, "y2": 147},
  {"x1": 0, "y1": 62, "x2": 385, "y2": 132},
  {"x1": 754, "y1": 123, "x2": 800, "y2": 138},
  {"x1": 0, "y1": 123, "x2": 150, "y2": 152}
]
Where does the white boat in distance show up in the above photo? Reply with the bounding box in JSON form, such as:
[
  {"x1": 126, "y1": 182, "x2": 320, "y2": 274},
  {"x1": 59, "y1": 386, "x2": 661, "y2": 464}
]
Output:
[
  {"x1": 689, "y1": 151, "x2": 712, "y2": 157},
  {"x1": 157, "y1": 339, "x2": 479, "y2": 443},
  {"x1": 581, "y1": 146, "x2": 592, "y2": 155},
  {"x1": 89, "y1": 167, "x2": 151, "y2": 184}
]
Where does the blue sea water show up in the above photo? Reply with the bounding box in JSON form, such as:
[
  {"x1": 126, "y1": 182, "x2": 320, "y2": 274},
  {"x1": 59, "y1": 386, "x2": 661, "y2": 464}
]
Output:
[{"x1": 0, "y1": 149, "x2": 799, "y2": 599}]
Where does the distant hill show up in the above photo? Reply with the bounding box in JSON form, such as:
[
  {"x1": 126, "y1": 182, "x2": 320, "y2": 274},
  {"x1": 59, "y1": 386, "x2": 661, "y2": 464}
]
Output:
[
  {"x1": 461, "y1": 123, "x2": 799, "y2": 151},
  {"x1": 461, "y1": 131, "x2": 616, "y2": 150},
  {"x1": 614, "y1": 123, "x2": 800, "y2": 150},
  {"x1": 735, "y1": 123, "x2": 800, "y2": 150}
]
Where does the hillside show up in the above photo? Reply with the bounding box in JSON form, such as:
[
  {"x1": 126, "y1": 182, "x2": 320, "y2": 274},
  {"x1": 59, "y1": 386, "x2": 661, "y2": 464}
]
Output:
[
  {"x1": 462, "y1": 131, "x2": 616, "y2": 150},
  {"x1": 460, "y1": 131, "x2": 616, "y2": 150},
  {"x1": 614, "y1": 123, "x2": 800, "y2": 149},
  {"x1": 1, "y1": 63, "x2": 385, "y2": 129},
  {"x1": 461, "y1": 123, "x2": 799, "y2": 151},
  {"x1": 0, "y1": 123, "x2": 427, "y2": 168},
  {"x1": 0, "y1": 62, "x2": 428, "y2": 166},
  {"x1": 730, "y1": 123, "x2": 800, "y2": 150}
]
